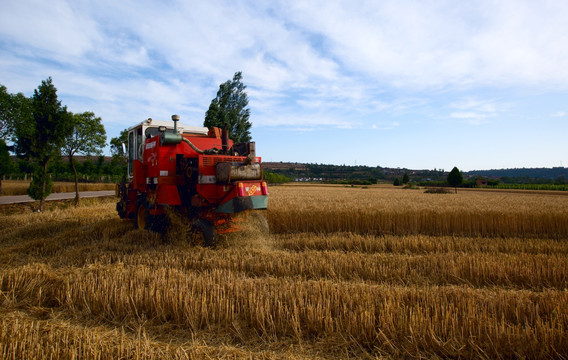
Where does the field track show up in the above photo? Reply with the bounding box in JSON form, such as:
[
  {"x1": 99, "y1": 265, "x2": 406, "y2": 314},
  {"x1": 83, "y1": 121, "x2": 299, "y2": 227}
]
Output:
[
  {"x1": 1, "y1": 185, "x2": 567, "y2": 359},
  {"x1": 0, "y1": 190, "x2": 115, "y2": 205}
]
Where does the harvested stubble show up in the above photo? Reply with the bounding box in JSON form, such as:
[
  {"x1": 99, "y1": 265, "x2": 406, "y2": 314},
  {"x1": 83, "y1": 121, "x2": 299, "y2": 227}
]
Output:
[
  {"x1": 0, "y1": 311, "x2": 284, "y2": 359},
  {"x1": 267, "y1": 186, "x2": 568, "y2": 238},
  {"x1": 1, "y1": 187, "x2": 568, "y2": 359},
  {"x1": 56, "y1": 245, "x2": 567, "y2": 290},
  {"x1": 2, "y1": 264, "x2": 567, "y2": 359}
]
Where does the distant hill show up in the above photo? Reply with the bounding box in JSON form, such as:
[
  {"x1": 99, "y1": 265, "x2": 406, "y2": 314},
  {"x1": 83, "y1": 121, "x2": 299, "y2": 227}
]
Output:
[
  {"x1": 264, "y1": 162, "x2": 568, "y2": 184},
  {"x1": 263, "y1": 162, "x2": 447, "y2": 182},
  {"x1": 466, "y1": 167, "x2": 568, "y2": 181}
]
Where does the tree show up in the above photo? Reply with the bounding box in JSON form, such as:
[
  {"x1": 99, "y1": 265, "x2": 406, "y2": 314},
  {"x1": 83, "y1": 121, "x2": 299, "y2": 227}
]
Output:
[
  {"x1": 393, "y1": 177, "x2": 401, "y2": 186},
  {"x1": 62, "y1": 111, "x2": 107, "y2": 205},
  {"x1": 402, "y1": 173, "x2": 410, "y2": 184},
  {"x1": 0, "y1": 139, "x2": 11, "y2": 194},
  {"x1": 1, "y1": 84, "x2": 32, "y2": 142},
  {"x1": 17, "y1": 78, "x2": 73, "y2": 211},
  {"x1": 0, "y1": 85, "x2": 30, "y2": 194},
  {"x1": 110, "y1": 129, "x2": 128, "y2": 158},
  {"x1": 0, "y1": 85, "x2": 11, "y2": 140},
  {"x1": 204, "y1": 71, "x2": 252, "y2": 143},
  {"x1": 447, "y1": 166, "x2": 463, "y2": 193},
  {"x1": 110, "y1": 129, "x2": 128, "y2": 180}
]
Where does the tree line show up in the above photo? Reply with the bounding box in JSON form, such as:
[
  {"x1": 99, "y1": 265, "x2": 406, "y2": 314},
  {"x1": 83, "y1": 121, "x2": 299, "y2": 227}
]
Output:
[
  {"x1": 1, "y1": 72, "x2": 258, "y2": 209},
  {"x1": 1, "y1": 78, "x2": 107, "y2": 210}
]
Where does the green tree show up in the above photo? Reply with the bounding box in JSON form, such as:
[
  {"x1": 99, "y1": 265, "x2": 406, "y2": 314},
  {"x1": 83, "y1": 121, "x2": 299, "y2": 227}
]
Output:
[
  {"x1": 0, "y1": 139, "x2": 11, "y2": 194},
  {"x1": 18, "y1": 78, "x2": 73, "y2": 211},
  {"x1": 1, "y1": 84, "x2": 33, "y2": 142},
  {"x1": 402, "y1": 173, "x2": 409, "y2": 184},
  {"x1": 110, "y1": 129, "x2": 127, "y2": 158},
  {"x1": 263, "y1": 171, "x2": 292, "y2": 184},
  {"x1": 110, "y1": 129, "x2": 128, "y2": 180},
  {"x1": 447, "y1": 166, "x2": 463, "y2": 193},
  {"x1": 204, "y1": 71, "x2": 252, "y2": 143},
  {"x1": 393, "y1": 177, "x2": 401, "y2": 186},
  {"x1": 0, "y1": 85, "x2": 12, "y2": 140},
  {"x1": 62, "y1": 111, "x2": 107, "y2": 205},
  {"x1": 0, "y1": 85, "x2": 28, "y2": 194}
]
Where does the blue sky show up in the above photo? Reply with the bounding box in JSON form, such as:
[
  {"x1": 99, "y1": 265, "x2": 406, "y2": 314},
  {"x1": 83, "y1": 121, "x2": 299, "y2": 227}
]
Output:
[{"x1": 1, "y1": 0, "x2": 567, "y2": 171}]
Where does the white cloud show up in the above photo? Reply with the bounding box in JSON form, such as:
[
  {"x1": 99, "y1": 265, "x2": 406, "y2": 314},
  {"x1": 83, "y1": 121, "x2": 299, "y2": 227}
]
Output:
[
  {"x1": 372, "y1": 121, "x2": 400, "y2": 130},
  {"x1": 281, "y1": 0, "x2": 568, "y2": 89},
  {"x1": 0, "y1": 0, "x2": 101, "y2": 59},
  {"x1": 450, "y1": 112, "x2": 490, "y2": 125},
  {"x1": 446, "y1": 96, "x2": 509, "y2": 125},
  {"x1": 1, "y1": 0, "x2": 567, "y2": 171}
]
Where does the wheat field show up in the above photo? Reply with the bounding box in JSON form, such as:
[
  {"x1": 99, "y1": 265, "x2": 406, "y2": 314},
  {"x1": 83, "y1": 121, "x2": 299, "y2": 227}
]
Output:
[{"x1": 1, "y1": 185, "x2": 567, "y2": 359}]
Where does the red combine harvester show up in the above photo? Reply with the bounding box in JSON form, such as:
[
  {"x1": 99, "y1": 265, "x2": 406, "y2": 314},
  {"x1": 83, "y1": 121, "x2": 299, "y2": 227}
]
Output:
[{"x1": 116, "y1": 115, "x2": 268, "y2": 246}]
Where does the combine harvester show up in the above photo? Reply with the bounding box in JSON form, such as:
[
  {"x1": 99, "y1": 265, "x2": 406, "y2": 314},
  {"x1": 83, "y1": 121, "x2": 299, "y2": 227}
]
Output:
[{"x1": 116, "y1": 115, "x2": 268, "y2": 246}]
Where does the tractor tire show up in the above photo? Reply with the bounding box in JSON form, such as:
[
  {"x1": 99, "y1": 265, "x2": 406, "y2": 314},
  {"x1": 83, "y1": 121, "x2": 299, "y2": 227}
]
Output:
[
  {"x1": 149, "y1": 214, "x2": 168, "y2": 233},
  {"x1": 192, "y1": 218, "x2": 217, "y2": 247},
  {"x1": 135, "y1": 204, "x2": 149, "y2": 230},
  {"x1": 135, "y1": 204, "x2": 167, "y2": 233}
]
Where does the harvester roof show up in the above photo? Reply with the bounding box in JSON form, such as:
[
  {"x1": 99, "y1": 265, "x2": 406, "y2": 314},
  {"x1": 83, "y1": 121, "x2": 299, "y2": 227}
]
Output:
[{"x1": 128, "y1": 118, "x2": 208, "y2": 138}]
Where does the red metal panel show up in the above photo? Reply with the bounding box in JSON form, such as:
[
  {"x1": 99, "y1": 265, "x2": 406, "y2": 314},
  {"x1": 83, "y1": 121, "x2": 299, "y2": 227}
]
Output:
[
  {"x1": 132, "y1": 160, "x2": 146, "y2": 191},
  {"x1": 144, "y1": 137, "x2": 160, "y2": 178},
  {"x1": 156, "y1": 184, "x2": 181, "y2": 205}
]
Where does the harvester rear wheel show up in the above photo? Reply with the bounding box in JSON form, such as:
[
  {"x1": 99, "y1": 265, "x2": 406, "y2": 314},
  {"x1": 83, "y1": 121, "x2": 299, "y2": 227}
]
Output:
[{"x1": 192, "y1": 218, "x2": 217, "y2": 247}]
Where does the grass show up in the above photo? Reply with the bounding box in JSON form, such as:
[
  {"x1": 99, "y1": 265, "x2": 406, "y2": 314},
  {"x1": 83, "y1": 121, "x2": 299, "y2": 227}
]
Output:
[{"x1": 1, "y1": 185, "x2": 567, "y2": 359}]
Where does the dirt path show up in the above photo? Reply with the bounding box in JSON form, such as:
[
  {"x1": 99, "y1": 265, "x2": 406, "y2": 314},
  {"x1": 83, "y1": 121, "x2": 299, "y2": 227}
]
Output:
[{"x1": 0, "y1": 191, "x2": 115, "y2": 205}]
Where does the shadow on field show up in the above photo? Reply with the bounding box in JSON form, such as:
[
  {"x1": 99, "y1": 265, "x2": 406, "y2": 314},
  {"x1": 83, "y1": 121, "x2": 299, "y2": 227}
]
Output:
[{"x1": 0, "y1": 200, "x2": 274, "y2": 269}]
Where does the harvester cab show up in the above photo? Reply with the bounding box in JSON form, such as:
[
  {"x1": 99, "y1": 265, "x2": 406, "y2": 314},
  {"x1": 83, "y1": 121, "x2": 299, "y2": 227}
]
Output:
[{"x1": 116, "y1": 115, "x2": 268, "y2": 246}]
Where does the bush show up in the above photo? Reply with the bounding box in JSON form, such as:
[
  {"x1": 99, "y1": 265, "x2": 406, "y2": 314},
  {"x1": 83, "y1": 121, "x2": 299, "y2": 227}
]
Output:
[{"x1": 424, "y1": 187, "x2": 451, "y2": 194}]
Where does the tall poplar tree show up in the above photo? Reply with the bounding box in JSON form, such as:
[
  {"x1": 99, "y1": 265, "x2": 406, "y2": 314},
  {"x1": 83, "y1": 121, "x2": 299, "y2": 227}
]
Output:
[
  {"x1": 204, "y1": 71, "x2": 252, "y2": 143},
  {"x1": 21, "y1": 78, "x2": 73, "y2": 211}
]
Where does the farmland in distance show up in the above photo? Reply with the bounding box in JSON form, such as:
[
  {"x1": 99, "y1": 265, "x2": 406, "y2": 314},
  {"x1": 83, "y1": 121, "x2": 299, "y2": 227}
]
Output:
[{"x1": 1, "y1": 185, "x2": 567, "y2": 359}]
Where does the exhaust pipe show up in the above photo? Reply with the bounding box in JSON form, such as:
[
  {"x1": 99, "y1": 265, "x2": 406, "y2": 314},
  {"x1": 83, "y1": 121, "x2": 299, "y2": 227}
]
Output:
[{"x1": 222, "y1": 126, "x2": 229, "y2": 153}]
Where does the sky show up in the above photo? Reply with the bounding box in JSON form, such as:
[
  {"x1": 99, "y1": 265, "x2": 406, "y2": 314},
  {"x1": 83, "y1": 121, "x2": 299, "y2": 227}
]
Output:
[{"x1": 1, "y1": 0, "x2": 567, "y2": 171}]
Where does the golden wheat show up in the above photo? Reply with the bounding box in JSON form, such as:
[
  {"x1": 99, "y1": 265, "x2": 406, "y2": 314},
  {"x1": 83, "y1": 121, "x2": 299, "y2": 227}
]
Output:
[
  {"x1": 1, "y1": 186, "x2": 568, "y2": 359},
  {"x1": 268, "y1": 186, "x2": 568, "y2": 238}
]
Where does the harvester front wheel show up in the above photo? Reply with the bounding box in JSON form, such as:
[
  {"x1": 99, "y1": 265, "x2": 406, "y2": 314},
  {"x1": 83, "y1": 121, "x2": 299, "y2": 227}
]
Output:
[
  {"x1": 192, "y1": 218, "x2": 217, "y2": 247},
  {"x1": 135, "y1": 204, "x2": 167, "y2": 232},
  {"x1": 135, "y1": 204, "x2": 148, "y2": 230}
]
